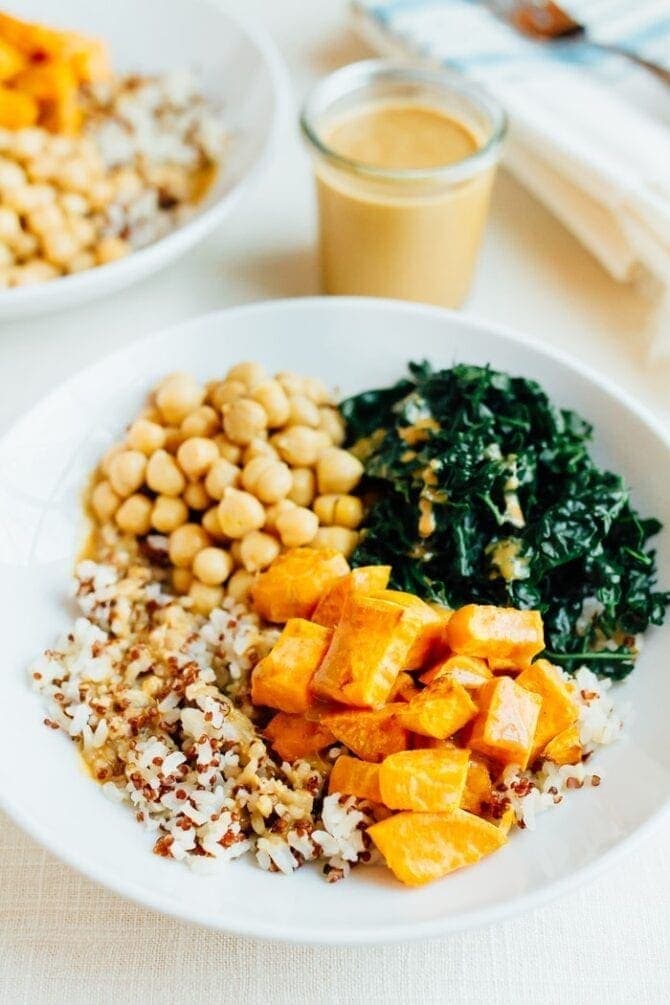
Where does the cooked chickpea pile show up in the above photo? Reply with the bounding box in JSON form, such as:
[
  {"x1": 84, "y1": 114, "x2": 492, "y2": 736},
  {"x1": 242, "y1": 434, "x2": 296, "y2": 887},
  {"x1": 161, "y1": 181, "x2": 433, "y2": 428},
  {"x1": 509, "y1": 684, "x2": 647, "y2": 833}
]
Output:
[
  {"x1": 90, "y1": 363, "x2": 365, "y2": 615},
  {"x1": 0, "y1": 126, "x2": 132, "y2": 285}
]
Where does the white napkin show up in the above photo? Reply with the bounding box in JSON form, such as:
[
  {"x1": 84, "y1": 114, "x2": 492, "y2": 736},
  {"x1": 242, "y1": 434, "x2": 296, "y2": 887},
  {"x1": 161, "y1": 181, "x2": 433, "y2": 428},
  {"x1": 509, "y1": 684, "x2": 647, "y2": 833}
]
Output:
[{"x1": 351, "y1": 1, "x2": 670, "y2": 354}]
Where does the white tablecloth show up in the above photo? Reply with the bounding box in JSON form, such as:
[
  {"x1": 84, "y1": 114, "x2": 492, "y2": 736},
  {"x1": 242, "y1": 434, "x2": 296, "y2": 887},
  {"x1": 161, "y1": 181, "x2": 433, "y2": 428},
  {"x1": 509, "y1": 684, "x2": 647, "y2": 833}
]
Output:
[{"x1": 1, "y1": 2, "x2": 669, "y2": 1001}]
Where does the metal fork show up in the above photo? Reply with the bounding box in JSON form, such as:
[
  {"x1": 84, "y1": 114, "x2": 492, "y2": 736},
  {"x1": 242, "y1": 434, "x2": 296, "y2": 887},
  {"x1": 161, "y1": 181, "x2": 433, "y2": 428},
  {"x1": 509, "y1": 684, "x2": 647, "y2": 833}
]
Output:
[{"x1": 489, "y1": 0, "x2": 670, "y2": 86}]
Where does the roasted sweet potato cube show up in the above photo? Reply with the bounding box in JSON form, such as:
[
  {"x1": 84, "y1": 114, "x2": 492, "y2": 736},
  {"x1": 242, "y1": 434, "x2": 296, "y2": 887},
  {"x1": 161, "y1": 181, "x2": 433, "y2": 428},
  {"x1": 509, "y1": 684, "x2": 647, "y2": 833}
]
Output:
[
  {"x1": 312, "y1": 594, "x2": 412, "y2": 708},
  {"x1": 0, "y1": 38, "x2": 25, "y2": 81},
  {"x1": 460, "y1": 757, "x2": 493, "y2": 814},
  {"x1": 65, "y1": 33, "x2": 111, "y2": 83},
  {"x1": 367, "y1": 808, "x2": 506, "y2": 886},
  {"x1": 312, "y1": 565, "x2": 391, "y2": 628},
  {"x1": 252, "y1": 547, "x2": 349, "y2": 623},
  {"x1": 0, "y1": 84, "x2": 37, "y2": 128},
  {"x1": 322, "y1": 704, "x2": 408, "y2": 762},
  {"x1": 488, "y1": 656, "x2": 522, "y2": 675},
  {"x1": 371, "y1": 590, "x2": 446, "y2": 668},
  {"x1": 468, "y1": 677, "x2": 542, "y2": 769},
  {"x1": 497, "y1": 806, "x2": 516, "y2": 837},
  {"x1": 264, "y1": 712, "x2": 334, "y2": 762},
  {"x1": 388, "y1": 671, "x2": 420, "y2": 703},
  {"x1": 447, "y1": 604, "x2": 544, "y2": 665},
  {"x1": 328, "y1": 755, "x2": 382, "y2": 803},
  {"x1": 542, "y1": 722, "x2": 582, "y2": 766},
  {"x1": 251, "y1": 618, "x2": 332, "y2": 714},
  {"x1": 420, "y1": 654, "x2": 492, "y2": 690},
  {"x1": 0, "y1": 13, "x2": 65, "y2": 58},
  {"x1": 517, "y1": 659, "x2": 579, "y2": 759},
  {"x1": 379, "y1": 748, "x2": 469, "y2": 812},
  {"x1": 14, "y1": 60, "x2": 76, "y2": 100},
  {"x1": 396, "y1": 678, "x2": 477, "y2": 739}
]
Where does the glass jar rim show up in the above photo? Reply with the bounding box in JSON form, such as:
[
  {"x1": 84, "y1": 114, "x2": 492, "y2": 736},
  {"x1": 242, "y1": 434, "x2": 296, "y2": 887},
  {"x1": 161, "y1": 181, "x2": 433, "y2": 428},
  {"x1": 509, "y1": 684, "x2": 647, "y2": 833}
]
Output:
[{"x1": 300, "y1": 59, "x2": 507, "y2": 184}]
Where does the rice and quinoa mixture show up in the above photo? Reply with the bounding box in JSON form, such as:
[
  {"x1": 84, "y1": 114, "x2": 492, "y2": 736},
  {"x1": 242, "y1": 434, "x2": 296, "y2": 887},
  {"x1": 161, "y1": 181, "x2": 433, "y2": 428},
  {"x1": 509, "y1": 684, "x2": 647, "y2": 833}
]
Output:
[{"x1": 29, "y1": 522, "x2": 623, "y2": 880}]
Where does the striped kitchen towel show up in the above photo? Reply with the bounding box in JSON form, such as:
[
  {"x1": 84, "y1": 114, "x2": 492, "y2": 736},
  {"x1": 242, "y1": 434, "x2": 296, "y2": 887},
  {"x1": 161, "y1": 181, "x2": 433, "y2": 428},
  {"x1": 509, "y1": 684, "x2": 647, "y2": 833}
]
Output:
[{"x1": 352, "y1": 1, "x2": 670, "y2": 352}]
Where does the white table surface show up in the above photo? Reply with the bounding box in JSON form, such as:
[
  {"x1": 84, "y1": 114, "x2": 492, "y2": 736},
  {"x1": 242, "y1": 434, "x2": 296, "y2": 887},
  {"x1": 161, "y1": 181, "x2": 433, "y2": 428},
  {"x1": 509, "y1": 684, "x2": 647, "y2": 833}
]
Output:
[{"x1": 1, "y1": 2, "x2": 669, "y2": 1002}]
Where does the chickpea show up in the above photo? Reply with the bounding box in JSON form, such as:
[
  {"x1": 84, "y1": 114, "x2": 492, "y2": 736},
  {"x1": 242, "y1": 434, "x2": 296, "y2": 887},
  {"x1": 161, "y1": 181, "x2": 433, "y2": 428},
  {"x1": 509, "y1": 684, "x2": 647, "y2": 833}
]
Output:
[
  {"x1": 319, "y1": 407, "x2": 346, "y2": 446},
  {"x1": 313, "y1": 494, "x2": 364, "y2": 529},
  {"x1": 181, "y1": 405, "x2": 219, "y2": 439},
  {"x1": 90, "y1": 479, "x2": 121, "y2": 523},
  {"x1": 227, "y1": 569, "x2": 255, "y2": 603},
  {"x1": 139, "y1": 405, "x2": 163, "y2": 424},
  {"x1": 272, "y1": 425, "x2": 323, "y2": 467},
  {"x1": 100, "y1": 442, "x2": 125, "y2": 478},
  {"x1": 229, "y1": 540, "x2": 243, "y2": 566},
  {"x1": 42, "y1": 229, "x2": 81, "y2": 268},
  {"x1": 243, "y1": 437, "x2": 278, "y2": 465},
  {"x1": 192, "y1": 546, "x2": 233, "y2": 586},
  {"x1": 156, "y1": 372, "x2": 205, "y2": 425},
  {"x1": 264, "y1": 498, "x2": 296, "y2": 534},
  {"x1": 225, "y1": 361, "x2": 267, "y2": 390},
  {"x1": 209, "y1": 379, "x2": 246, "y2": 409},
  {"x1": 163, "y1": 427, "x2": 184, "y2": 454},
  {"x1": 115, "y1": 493, "x2": 153, "y2": 536},
  {"x1": 127, "y1": 418, "x2": 166, "y2": 455},
  {"x1": 312, "y1": 526, "x2": 359, "y2": 557},
  {"x1": 183, "y1": 480, "x2": 210, "y2": 511},
  {"x1": 214, "y1": 435, "x2": 241, "y2": 464},
  {"x1": 205, "y1": 458, "x2": 240, "y2": 500},
  {"x1": 223, "y1": 398, "x2": 268, "y2": 446},
  {"x1": 241, "y1": 456, "x2": 292, "y2": 504},
  {"x1": 276, "y1": 371, "x2": 305, "y2": 396},
  {"x1": 172, "y1": 568, "x2": 193, "y2": 595},
  {"x1": 239, "y1": 530, "x2": 280, "y2": 572},
  {"x1": 176, "y1": 436, "x2": 219, "y2": 480},
  {"x1": 67, "y1": 251, "x2": 95, "y2": 275},
  {"x1": 217, "y1": 487, "x2": 265, "y2": 539},
  {"x1": 287, "y1": 394, "x2": 320, "y2": 428},
  {"x1": 95, "y1": 236, "x2": 130, "y2": 265},
  {"x1": 276, "y1": 506, "x2": 319, "y2": 548},
  {"x1": 316, "y1": 448, "x2": 364, "y2": 495},
  {"x1": 151, "y1": 495, "x2": 188, "y2": 533},
  {"x1": 287, "y1": 467, "x2": 315, "y2": 507},
  {"x1": 202, "y1": 506, "x2": 226, "y2": 542},
  {"x1": 188, "y1": 580, "x2": 223, "y2": 616},
  {"x1": 108, "y1": 449, "x2": 147, "y2": 498},
  {"x1": 169, "y1": 523, "x2": 211, "y2": 568},
  {"x1": 303, "y1": 376, "x2": 332, "y2": 405},
  {"x1": 146, "y1": 449, "x2": 185, "y2": 496},
  {"x1": 251, "y1": 379, "x2": 290, "y2": 428}
]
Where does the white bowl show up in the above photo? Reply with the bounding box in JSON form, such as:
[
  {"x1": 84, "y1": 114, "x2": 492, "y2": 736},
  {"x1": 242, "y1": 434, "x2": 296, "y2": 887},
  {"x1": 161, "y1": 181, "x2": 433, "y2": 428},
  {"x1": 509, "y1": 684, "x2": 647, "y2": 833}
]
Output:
[
  {"x1": 1, "y1": 298, "x2": 669, "y2": 943},
  {"x1": 0, "y1": 0, "x2": 289, "y2": 319}
]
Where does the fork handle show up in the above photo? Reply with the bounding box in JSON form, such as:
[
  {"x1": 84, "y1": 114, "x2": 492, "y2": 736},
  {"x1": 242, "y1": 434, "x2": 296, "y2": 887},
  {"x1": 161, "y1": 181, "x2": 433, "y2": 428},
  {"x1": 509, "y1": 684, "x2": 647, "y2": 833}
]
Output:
[{"x1": 603, "y1": 44, "x2": 670, "y2": 87}]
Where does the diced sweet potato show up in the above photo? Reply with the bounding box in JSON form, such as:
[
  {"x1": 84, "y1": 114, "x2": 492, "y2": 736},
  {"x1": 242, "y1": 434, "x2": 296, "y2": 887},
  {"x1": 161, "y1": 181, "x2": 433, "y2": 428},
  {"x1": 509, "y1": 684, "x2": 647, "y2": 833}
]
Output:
[
  {"x1": 328, "y1": 754, "x2": 382, "y2": 803},
  {"x1": 420, "y1": 654, "x2": 492, "y2": 690},
  {"x1": 312, "y1": 565, "x2": 391, "y2": 628},
  {"x1": 460, "y1": 757, "x2": 493, "y2": 814},
  {"x1": 488, "y1": 656, "x2": 522, "y2": 674},
  {"x1": 0, "y1": 13, "x2": 65, "y2": 59},
  {"x1": 517, "y1": 659, "x2": 579, "y2": 759},
  {"x1": 447, "y1": 604, "x2": 544, "y2": 665},
  {"x1": 396, "y1": 677, "x2": 477, "y2": 739},
  {"x1": 497, "y1": 807, "x2": 516, "y2": 837},
  {"x1": 379, "y1": 748, "x2": 469, "y2": 812},
  {"x1": 0, "y1": 38, "x2": 24, "y2": 81},
  {"x1": 264, "y1": 712, "x2": 334, "y2": 762},
  {"x1": 322, "y1": 704, "x2": 408, "y2": 762},
  {"x1": 39, "y1": 90, "x2": 81, "y2": 135},
  {"x1": 0, "y1": 84, "x2": 37, "y2": 128},
  {"x1": 14, "y1": 60, "x2": 76, "y2": 100},
  {"x1": 65, "y1": 32, "x2": 111, "y2": 83},
  {"x1": 367, "y1": 808, "x2": 506, "y2": 886},
  {"x1": 312, "y1": 594, "x2": 410, "y2": 708},
  {"x1": 252, "y1": 547, "x2": 349, "y2": 623},
  {"x1": 542, "y1": 722, "x2": 582, "y2": 765},
  {"x1": 372, "y1": 590, "x2": 447, "y2": 668},
  {"x1": 468, "y1": 676, "x2": 542, "y2": 769},
  {"x1": 251, "y1": 618, "x2": 332, "y2": 714},
  {"x1": 388, "y1": 671, "x2": 420, "y2": 703}
]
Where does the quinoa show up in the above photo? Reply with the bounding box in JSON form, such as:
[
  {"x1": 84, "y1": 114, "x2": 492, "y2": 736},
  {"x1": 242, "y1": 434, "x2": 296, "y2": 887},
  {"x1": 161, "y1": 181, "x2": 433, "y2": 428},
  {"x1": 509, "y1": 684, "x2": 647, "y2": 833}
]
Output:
[{"x1": 29, "y1": 536, "x2": 375, "y2": 879}]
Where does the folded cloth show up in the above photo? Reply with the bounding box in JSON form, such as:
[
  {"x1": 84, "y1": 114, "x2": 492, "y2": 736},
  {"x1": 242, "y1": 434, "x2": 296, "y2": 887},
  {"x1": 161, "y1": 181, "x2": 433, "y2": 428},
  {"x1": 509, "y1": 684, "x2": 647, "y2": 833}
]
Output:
[{"x1": 351, "y1": 0, "x2": 670, "y2": 354}]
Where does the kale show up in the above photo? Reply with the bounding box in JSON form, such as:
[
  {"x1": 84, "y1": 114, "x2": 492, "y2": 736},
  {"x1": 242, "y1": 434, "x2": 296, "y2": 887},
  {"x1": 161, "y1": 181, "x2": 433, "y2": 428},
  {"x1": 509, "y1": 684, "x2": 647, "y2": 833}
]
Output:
[{"x1": 340, "y1": 362, "x2": 669, "y2": 679}]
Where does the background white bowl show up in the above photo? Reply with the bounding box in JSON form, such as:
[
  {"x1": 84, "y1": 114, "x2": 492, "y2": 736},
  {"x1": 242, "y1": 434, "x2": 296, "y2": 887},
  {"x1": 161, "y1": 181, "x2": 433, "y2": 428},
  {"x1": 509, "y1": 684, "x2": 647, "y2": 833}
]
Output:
[
  {"x1": 0, "y1": 298, "x2": 668, "y2": 943},
  {"x1": 0, "y1": 0, "x2": 289, "y2": 319}
]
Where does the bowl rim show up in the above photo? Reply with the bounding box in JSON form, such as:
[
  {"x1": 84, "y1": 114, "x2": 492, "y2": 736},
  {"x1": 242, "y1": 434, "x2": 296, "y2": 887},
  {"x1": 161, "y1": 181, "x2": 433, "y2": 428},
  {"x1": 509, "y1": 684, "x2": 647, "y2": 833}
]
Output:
[
  {"x1": 1, "y1": 295, "x2": 669, "y2": 944},
  {"x1": 0, "y1": 0, "x2": 292, "y2": 310}
]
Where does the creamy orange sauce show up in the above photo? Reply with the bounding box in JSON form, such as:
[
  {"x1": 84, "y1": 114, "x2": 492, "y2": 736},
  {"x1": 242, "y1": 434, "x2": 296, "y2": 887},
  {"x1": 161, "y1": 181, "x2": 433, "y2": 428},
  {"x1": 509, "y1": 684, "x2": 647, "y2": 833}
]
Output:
[{"x1": 315, "y1": 102, "x2": 495, "y2": 308}]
